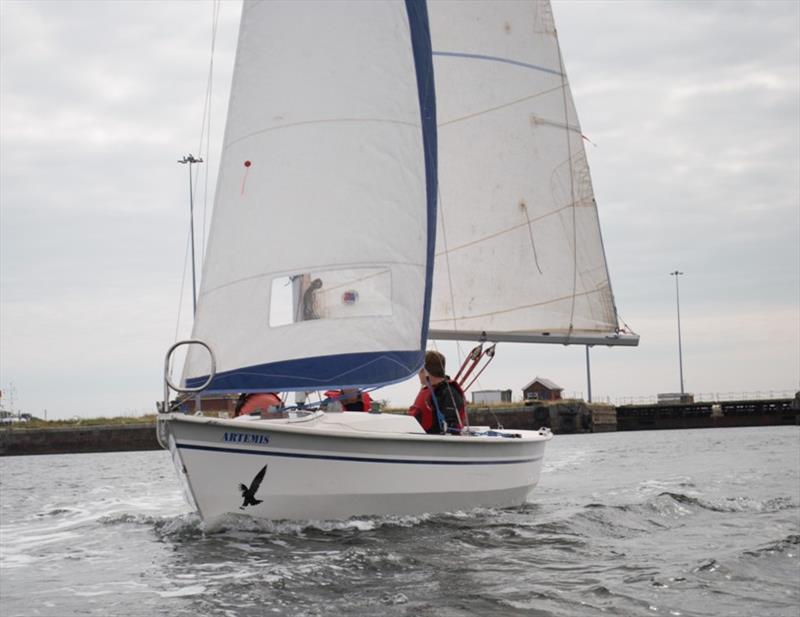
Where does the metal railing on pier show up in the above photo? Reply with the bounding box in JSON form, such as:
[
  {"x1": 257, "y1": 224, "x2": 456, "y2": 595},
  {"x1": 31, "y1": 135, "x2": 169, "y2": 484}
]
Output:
[{"x1": 610, "y1": 390, "x2": 795, "y2": 406}]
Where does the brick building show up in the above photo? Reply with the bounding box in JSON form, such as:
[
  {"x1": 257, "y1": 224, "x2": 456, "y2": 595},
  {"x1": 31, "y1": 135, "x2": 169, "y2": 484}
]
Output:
[{"x1": 522, "y1": 377, "x2": 563, "y2": 402}]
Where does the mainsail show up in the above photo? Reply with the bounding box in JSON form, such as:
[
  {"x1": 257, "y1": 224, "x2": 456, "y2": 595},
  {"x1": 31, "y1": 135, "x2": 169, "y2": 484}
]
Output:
[
  {"x1": 427, "y1": 0, "x2": 637, "y2": 346},
  {"x1": 183, "y1": 0, "x2": 437, "y2": 392}
]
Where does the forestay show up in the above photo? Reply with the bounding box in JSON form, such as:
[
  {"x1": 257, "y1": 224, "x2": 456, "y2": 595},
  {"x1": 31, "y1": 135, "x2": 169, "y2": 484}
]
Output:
[
  {"x1": 183, "y1": 0, "x2": 438, "y2": 392},
  {"x1": 427, "y1": 0, "x2": 637, "y2": 346}
]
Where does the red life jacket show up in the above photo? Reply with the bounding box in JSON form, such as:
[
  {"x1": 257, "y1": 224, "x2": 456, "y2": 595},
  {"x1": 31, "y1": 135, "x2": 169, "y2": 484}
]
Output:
[{"x1": 408, "y1": 379, "x2": 466, "y2": 434}]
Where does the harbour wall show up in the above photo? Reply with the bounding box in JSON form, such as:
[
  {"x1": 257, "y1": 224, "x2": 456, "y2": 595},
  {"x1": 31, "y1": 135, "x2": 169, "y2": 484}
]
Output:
[
  {"x1": 615, "y1": 398, "x2": 799, "y2": 431},
  {"x1": 0, "y1": 424, "x2": 159, "y2": 457},
  {"x1": 468, "y1": 401, "x2": 615, "y2": 434}
]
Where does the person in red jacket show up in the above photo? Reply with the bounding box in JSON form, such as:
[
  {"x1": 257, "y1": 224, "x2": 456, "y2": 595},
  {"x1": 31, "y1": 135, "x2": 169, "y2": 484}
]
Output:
[
  {"x1": 325, "y1": 388, "x2": 373, "y2": 412},
  {"x1": 234, "y1": 392, "x2": 282, "y2": 417},
  {"x1": 408, "y1": 350, "x2": 466, "y2": 434}
]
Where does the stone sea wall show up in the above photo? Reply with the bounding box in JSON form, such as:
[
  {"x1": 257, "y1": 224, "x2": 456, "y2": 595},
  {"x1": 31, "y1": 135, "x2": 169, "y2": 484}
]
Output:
[
  {"x1": 467, "y1": 401, "x2": 605, "y2": 434},
  {"x1": 0, "y1": 424, "x2": 160, "y2": 457}
]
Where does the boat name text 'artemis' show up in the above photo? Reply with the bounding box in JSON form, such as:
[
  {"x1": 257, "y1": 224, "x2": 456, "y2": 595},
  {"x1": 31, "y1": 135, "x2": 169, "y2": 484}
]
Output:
[{"x1": 222, "y1": 432, "x2": 270, "y2": 446}]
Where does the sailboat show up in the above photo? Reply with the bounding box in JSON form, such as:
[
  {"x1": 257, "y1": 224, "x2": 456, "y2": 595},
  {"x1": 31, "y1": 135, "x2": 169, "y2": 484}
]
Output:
[{"x1": 157, "y1": 0, "x2": 638, "y2": 522}]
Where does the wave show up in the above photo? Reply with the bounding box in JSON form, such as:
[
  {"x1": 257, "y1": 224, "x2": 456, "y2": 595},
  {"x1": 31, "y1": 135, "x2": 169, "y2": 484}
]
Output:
[
  {"x1": 742, "y1": 534, "x2": 800, "y2": 558},
  {"x1": 97, "y1": 509, "x2": 444, "y2": 542},
  {"x1": 653, "y1": 492, "x2": 797, "y2": 514},
  {"x1": 138, "y1": 504, "x2": 526, "y2": 540},
  {"x1": 512, "y1": 491, "x2": 798, "y2": 548},
  {"x1": 197, "y1": 511, "x2": 437, "y2": 536},
  {"x1": 99, "y1": 511, "x2": 207, "y2": 541},
  {"x1": 33, "y1": 507, "x2": 83, "y2": 518}
]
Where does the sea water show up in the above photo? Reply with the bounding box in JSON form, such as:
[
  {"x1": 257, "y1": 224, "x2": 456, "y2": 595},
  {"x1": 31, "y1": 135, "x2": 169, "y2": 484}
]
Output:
[{"x1": 1, "y1": 425, "x2": 798, "y2": 617}]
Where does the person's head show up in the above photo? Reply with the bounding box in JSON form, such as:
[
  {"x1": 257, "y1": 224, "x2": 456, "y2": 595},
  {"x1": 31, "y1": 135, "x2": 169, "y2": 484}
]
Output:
[
  {"x1": 340, "y1": 388, "x2": 360, "y2": 403},
  {"x1": 418, "y1": 350, "x2": 446, "y2": 384}
]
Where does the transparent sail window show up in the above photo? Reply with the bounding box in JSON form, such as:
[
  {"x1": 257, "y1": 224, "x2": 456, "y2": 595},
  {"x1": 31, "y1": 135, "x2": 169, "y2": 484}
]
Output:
[{"x1": 269, "y1": 268, "x2": 392, "y2": 327}]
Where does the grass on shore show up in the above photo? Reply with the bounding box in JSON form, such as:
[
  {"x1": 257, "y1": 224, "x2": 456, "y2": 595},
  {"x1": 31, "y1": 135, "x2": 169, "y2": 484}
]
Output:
[{"x1": 3, "y1": 415, "x2": 157, "y2": 430}]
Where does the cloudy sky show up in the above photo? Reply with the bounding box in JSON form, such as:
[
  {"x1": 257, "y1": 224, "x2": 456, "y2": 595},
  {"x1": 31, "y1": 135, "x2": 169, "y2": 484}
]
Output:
[{"x1": 1, "y1": 0, "x2": 798, "y2": 419}]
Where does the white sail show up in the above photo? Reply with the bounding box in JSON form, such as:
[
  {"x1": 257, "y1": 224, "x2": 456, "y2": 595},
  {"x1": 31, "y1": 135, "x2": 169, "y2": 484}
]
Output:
[
  {"x1": 183, "y1": 0, "x2": 438, "y2": 392},
  {"x1": 427, "y1": 0, "x2": 636, "y2": 346}
]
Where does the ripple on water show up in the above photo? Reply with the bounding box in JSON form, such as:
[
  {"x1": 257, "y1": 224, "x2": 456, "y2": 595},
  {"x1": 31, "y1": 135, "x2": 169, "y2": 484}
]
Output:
[
  {"x1": 654, "y1": 492, "x2": 798, "y2": 514},
  {"x1": 742, "y1": 534, "x2": 800, "y2": 558}
]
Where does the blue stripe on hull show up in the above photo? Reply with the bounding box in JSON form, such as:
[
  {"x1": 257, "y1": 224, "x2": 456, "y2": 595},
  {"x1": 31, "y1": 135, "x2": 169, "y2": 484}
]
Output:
[{"x1": 177, "y1": 442, "x2": 542, "y2": 466}]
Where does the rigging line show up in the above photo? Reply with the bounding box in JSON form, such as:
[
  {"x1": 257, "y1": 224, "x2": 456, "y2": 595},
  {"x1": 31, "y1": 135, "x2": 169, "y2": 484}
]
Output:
[
  {"x1": 455, "y1": 340, "x2": 465, "y2": 373},
  {"x1": 172, "y1": 1, "x2": 220, "y2": 379},
  {"x1": 616, "y1": 312, "x2": 638, "y2": 335},
  {"x1": 200, "y1": 0, "x2": 221, "y2": 264},
  {"x1": 197, "y1": 0, "x2": 221, "y2": 266},
  {"x1": 556, "y1": 40, "x2": 578, "y2": 342},
  {"x1": 438, "y1": 84, "x2": 564, "y2": 128},
  {"x1": 462, "y1": 346, "x2": 496, "y2": 393},
  {"x1": 437, "y1": 184, "x2": 460, "y2": 342},
  {"x1": 171, "y1": 225, "x2": 193, "y2": 377}
]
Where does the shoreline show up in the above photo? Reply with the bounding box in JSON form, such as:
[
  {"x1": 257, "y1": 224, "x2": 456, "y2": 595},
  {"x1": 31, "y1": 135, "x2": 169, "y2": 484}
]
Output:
[{"x1": 2, "y1": 398, "x2": 796, "y2": 456}]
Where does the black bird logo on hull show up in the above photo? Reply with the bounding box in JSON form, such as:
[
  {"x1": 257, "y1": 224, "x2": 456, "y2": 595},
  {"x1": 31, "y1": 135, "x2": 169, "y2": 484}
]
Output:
[{"x1": 239, "y1": 464, "x2": 267, "y2": 509}]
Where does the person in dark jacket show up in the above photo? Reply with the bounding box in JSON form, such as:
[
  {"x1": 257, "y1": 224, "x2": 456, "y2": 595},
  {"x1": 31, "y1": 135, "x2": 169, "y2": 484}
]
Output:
[
  {"x1": 324, "y1": 388, "x2": 373, "y2": 411},
  {"x1": 408, "y1": 350, "x2": 466, "y2": 434}
]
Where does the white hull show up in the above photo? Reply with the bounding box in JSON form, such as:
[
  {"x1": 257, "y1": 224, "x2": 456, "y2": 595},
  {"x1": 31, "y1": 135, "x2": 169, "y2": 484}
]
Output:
[{"x1": 159, "y1": 411, "x2": 552, "y2": 521}]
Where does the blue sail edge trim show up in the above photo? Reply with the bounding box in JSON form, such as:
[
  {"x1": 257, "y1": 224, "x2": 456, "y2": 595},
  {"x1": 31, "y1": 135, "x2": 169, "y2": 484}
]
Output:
[
  {"x1": 432, "y1": 50, "x2": 564, "y2": 77},
  {"x1": 186, "y1": 349, "x2": 425, "y2": 393},
  {"x1": 405, "y1": 0, "x2": 437, "y2": 351},
  {"x1": 177, "y1": 442, "x2": 543, "y2": 466}
]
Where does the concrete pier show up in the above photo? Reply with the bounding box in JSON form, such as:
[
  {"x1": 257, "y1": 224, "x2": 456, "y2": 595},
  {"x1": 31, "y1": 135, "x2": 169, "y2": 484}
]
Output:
[{"x1": 615, "y1": 397, "x2": 798, "y2": 431}]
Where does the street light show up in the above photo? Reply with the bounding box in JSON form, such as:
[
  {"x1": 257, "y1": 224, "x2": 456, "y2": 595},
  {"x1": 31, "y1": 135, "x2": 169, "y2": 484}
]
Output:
[
  {"x1": 669, "y1": 270, "x2": 685, "y2": 394},
  {"x1": 178, "y1": 154, "x2": 203, "y2": 315},
  {"x1": 585, "y1": 345, "x2": 592, "y2": 403}
]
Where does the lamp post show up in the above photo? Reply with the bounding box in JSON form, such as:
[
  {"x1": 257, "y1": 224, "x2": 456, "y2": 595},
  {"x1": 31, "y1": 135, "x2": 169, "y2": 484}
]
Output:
[
  {"x1": 669, "y1": 270, "x2": 685, "y2": 394},
  {"x1": 178, "y1": 154, "x2": 203, "y2": 315},
  {"x1": 585, "y1": 345, "x2": 592, "y2": 403}
]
